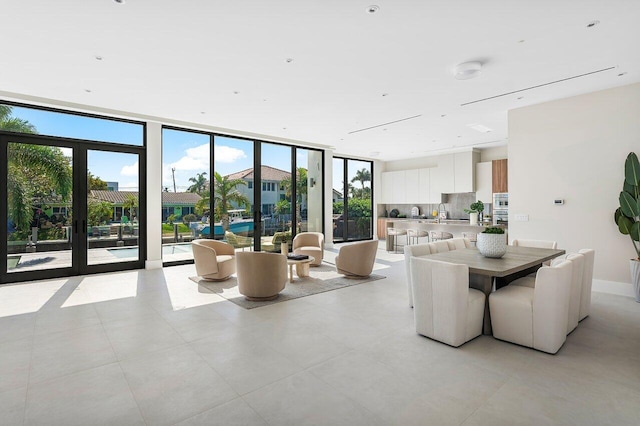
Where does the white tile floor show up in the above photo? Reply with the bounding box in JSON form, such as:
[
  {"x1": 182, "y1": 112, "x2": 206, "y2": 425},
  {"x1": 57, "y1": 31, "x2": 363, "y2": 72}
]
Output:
[{"x1": 1, "y1": 244, "x2": 639, "y2": 425}]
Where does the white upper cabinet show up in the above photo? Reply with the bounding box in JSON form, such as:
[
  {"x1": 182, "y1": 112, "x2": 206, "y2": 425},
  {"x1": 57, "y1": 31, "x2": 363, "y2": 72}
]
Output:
[
  {"x1": 381, "y1": 171, "x2": 393, "y2": 203},
  {"x1": 453, "y1": 150, "x2": 480, "y2": 192},
  {"x1": 434, "y1": 154, "x2": 455, "y2": 194},
  {"x1": 405, "y1": 169, "x2": 420, "y2": 202},
  {"x1": 391, "y1": 170, "x2": 406, "y2": 203},
  {"x1": 475, "y1": 161, "x2": 492, "y2": 202},
  {"x1": 418, "y1": 168, "x2": 430, "y2": 203}
]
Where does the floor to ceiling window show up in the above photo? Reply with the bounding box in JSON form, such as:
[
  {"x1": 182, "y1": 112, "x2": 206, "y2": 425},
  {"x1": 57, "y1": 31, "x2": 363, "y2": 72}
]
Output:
[
  {"x1": 0, "y1": 102, "x2": 145, "y2": 284},
  {"x1": 333, "y1": 157, "x2": 373, "y2": 242}
]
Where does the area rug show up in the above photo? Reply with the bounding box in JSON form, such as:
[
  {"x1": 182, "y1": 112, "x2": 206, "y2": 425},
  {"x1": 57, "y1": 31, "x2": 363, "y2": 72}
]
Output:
[{"x1": 189, "y1": 263, "x2": 385, "y2": 309}]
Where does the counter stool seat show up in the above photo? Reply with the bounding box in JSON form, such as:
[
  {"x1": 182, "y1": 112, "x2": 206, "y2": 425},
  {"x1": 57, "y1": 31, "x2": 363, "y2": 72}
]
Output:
[
  {"x1": 407, "y1": 229, "x2": 429, "y2": 245},
  {"x1": 387, "y1": 227, "x2": 407, "y2": 253},
  {"x1": 430, "y1": 231, "x2": 453, "y2": 242}
]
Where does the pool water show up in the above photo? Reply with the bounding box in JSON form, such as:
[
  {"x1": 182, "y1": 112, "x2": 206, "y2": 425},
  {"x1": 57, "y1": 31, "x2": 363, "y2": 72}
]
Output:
[{"x1": 108, "y1": 244, "x2": 193, "y2": 259}]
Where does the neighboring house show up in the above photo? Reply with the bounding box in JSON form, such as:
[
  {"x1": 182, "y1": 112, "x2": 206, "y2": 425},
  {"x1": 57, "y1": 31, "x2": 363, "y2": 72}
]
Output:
[
  {"x1": 225, "y1": 165, "x2": 308, "y2": 216},
  {"x1": 90, "y1": 190, "x2": 201, "y2": 222},
  {"x1": 332, "y1": 189, "x2": 343, "y2": 204},
  {"x1": 106, "y1": 181, "x2": 119, "y2": 191}
]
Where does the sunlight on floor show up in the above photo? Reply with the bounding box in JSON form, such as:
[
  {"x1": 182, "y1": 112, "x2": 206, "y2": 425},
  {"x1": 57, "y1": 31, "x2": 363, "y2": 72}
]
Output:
[
  {"x1": 0, "y1": 279, "x2": 67, "y2": 317},
  {"x1": 61, "y1": 272, "x2": 140, "y2": 308}
]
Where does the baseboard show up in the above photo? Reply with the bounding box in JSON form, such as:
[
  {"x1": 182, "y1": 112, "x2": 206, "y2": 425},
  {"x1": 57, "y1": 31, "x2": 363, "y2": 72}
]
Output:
[
  {"x1": 145, "y1": 259, "x2": 163, "y2": 270},
  {"x1": 592, "y1": 279, "x2": 635, "y2": 298}
]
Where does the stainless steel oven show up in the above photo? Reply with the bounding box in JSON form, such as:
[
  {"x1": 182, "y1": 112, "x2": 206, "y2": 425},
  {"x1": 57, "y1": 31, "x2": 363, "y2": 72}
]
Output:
[{"x1": 493, "y1": 193, "x2": 508, "y2": 225}]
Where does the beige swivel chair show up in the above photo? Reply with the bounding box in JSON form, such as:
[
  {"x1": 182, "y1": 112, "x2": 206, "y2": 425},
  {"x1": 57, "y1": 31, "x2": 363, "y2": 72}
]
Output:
[
  {"x1": 578, "y1": 249, "x2": 595, "y2": 321},
  {"x1": 292, "y1": 232, "x2": 324, "y2": 266},
  {"x1": 191, "y1": 239, "x2": 236, "y2": 281},
  {"x1": 236, "y1": 251, "x2": 287, "y2": 301},
  {"x1": 335, "y1": 240, "x2": 378, "y2": 278},
  {"x1": 490, "y1": 260, "x2": 573, "y2": 354},
  {"x1": 410, "y1": 258, "x2": 485, "y2": 347}
]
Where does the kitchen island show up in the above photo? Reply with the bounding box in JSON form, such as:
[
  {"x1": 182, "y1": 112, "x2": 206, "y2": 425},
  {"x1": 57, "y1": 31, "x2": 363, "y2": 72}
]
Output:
[{"x1": 377, "y1": 217, "x2": 506, "y2": 241}]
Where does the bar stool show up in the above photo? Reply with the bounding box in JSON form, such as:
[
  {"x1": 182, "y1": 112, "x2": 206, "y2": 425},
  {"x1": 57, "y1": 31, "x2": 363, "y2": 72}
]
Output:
[
  {"x1": 430, "y1": 231, "x2": 453, "y2": 242},
  {"x1": 462, "y1": 232, "x2": 478, "y2": 246},
  {"x1": 387, "y1": 227, "x2": 407, "y2": 253},
  {"x1": 407, "y1": 228, "x2": 429, "y2": 245}
]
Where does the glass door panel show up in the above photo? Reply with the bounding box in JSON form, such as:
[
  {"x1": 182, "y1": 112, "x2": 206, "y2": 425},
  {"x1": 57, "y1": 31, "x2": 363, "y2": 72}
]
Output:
[
  {"x1": 213, "y1": 136, "x2": 254, "y2": 251},
  {"x1": 346, "y1": 159, "x2": 373, "y2": 240},
  {"x1": 7, "y1": 143, "x2": 73, "y2": 273},
  {"x1": 261, "y1": 143, "x2": 292, "y2": 252},
  {"x1": 87, "y1": 150, "x2": 140, "y2": 265},
  {"x1": 332, "y1": 158, "x2": 346, "y2": 242}
]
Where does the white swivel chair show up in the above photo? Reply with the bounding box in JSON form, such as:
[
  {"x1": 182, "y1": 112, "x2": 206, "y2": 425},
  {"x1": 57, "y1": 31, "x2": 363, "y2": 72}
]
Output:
[
  {"x1": 404, "y1": 243, "x2": 434, "y2": 308},
  {"x1": 192, "y1": 239, "x2": 236, "y2": 281},
  {"x1": 578, "y1": 249, "x2": 595, "y2": 321},
  {"x1": 490, "y1": 260, "x2": 573, "y2": 354},
  {"x1": 410, "y1": 258, "x2": 485, "y2": 347},
  {"x1": 292, "y1": 232, "x2": 324, "y2": 266}
]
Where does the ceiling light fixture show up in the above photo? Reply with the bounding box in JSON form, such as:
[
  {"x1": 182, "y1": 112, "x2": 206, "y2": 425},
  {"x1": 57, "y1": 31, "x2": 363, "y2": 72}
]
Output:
[
  {"x1": 382, "y1": 93, "x2": 388, "y2": 97},
  {"x1": 233, "y1": 91, "x2": 239, "y2": 94},
  {"x1": 95, "y1": 56, "x2": 103, "y2": 61},
  {"x1": 84, "y1": 89, "x2": 92, "y2": 93},
  {"x1": 454, "y1": 61, "x2": 483, "y2": 80},
  {"x1": 587, "y1": 20, "x2": 600, "y2": 28},
  {"x1": 285, "y1": 58, "x2": 293, "y2": 63},
  {"x1": 618, "y1": 72, "x2": 627, "y2": 77},
  {"x1": 467, "y1": 123, "x2": 493, "y2": 133},
  {"x1": 367, "y1": 5, "x2": 379, "y2": 13},
  {"x1": 113, "y1": 0, "x2": 125, "y2": 3}
]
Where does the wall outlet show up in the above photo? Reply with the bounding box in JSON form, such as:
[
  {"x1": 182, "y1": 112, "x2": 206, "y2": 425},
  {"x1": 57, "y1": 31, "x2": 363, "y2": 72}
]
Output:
[{"x1": 514, "y1": 214, "x2": 529, "y2": 221}]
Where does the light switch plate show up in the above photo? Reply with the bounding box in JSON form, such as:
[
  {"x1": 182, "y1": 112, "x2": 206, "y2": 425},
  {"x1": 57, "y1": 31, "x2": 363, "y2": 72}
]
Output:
[{"x1": 514, "y1": 214, "x2": 529, "y2": 221}]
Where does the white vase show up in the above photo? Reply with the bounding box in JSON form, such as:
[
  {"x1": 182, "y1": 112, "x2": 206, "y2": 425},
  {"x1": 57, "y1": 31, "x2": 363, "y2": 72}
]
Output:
[
  {"x1": 469, "y1": 212, "x2": 478, "y2": 226},
  {"x1": 631, "y1": 259, "x2": 640, "y2": 303},
  {"x1": 281, "y1": 242, "x2": 289, "y2": 255},
  {"x1": 476, "y1": 233, "x2": 507, "y2": 258}
]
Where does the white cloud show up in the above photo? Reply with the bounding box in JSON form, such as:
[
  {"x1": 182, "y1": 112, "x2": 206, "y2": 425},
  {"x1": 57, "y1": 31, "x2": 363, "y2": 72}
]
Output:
[
  {"x1": 171, "y1": 144, "x2": 210, "y2": 171},
  {"x1": 60, "y1": 147, "x2": 73, "y2": 158},
  {"x1": 214, "y1": 145, "x2": 246, "y2": 163},
  {"x1": 121, "y1": 161, "x2": 139, "y2": 176}
]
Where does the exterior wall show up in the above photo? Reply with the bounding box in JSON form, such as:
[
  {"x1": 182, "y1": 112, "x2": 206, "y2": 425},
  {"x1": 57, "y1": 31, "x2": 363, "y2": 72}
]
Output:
[{"x1": 508, "y1": 82, "x2": 640, "y2": 288}]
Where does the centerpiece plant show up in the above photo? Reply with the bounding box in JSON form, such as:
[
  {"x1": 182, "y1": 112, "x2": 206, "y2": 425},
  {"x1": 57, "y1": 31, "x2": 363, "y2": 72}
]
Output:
[
  {"x1": 476, "y1": 226, "x2": 506, "y2": 258},
  {"x1": 464, "y1": 200, "x2": 484, "y2": 225}
]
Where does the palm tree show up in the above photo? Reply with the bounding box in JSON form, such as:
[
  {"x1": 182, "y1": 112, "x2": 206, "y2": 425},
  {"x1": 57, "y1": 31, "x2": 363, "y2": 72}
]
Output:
[
  {"x1": 281, "y1": 167, "x2": 308, "y2": 229},
  {"x1": 196, "y1": 172, "x2": 249, "y2": 231},
  {"x1": 122, "y1": 194, "x2": 138, "y2": 221},
  {"x1": 2, "y1": 106, "x2": 72, "y2": 232},
  {"x1": 351, "y1": 168, "x2": 371, "y2": 199},
  {"x1": 187, "y1": 172, "x2": 208, "y2": 194}
]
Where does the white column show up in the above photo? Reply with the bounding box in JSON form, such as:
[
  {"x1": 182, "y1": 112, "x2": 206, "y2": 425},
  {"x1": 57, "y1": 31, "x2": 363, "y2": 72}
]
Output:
[
  {"x1": 145, "y1": 122, "x2": 163, "y2": 269},
  {"x1": 324, "y1": 150, "x2": 334, "y2": 248}
]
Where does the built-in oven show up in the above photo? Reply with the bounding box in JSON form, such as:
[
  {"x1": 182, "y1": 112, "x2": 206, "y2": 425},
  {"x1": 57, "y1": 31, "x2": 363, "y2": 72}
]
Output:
[{"x1": 493, "y1": 193, "x2": 508, "y2": 225}]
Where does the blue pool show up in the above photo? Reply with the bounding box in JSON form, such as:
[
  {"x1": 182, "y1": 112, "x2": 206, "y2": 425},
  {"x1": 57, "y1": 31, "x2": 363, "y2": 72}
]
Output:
[{"x1": 108, "y1": 243, "x2": 193, "y2": 259}]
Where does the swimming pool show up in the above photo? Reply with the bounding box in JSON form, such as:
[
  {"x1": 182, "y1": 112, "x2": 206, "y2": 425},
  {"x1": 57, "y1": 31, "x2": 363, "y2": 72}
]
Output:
[{"x1": 108, "y1": 243, "x2": 193, "y2": 259}]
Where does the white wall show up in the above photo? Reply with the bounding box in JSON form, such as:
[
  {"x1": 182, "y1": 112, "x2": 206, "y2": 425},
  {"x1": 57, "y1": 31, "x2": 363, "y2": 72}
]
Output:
[
  {"x1": 479, "y1": 146, "x2": 507, "y2": 162},
  {"x1": 509, "y1": 82, "x2": 640, "y2": 287},
  {"x1": 146, "y1": 122, "x2": 163, "y2": 269}
]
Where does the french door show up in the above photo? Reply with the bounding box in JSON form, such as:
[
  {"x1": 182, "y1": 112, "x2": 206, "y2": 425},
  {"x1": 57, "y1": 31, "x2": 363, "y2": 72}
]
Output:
[{"x1": 1, "y1": 133, "x2": 145, "y2": 283}]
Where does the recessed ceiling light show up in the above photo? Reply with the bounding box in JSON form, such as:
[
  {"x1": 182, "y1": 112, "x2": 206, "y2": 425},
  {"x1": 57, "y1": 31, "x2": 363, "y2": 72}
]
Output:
[
  {"x1": 200, "y1": 111, "x2": 206, "y2": 114},
  {"x1": 285, "y1": 58, "x2": 294, "y2": 63},
  {"x1": 587, "y1": 20, "x2": 600, "y2": 28},
  {"x1": 517, "y1": 96, "x2": 524, "y2": 100},
  {"x1": 467, "y1": 123, "x2": 493, "y2": 133},
  {"x1": 367, "y1": 5, "x2": 379, "y2": 13},
  {"x1": 441, "y1": 114, "x2": 446, "y2": 118},
  {"x1": 84, "y1": 89, "x2": 92, "y2": 93},
  {"x1": 383, "y1": 128, "x2": 387, "y2": 131},
  {"x1": 457, "y1": 135, "x2": 462, "y2": 138},
  {"x1": 453, "y1": 61, "x2": 483, "y2": 80},
  {"x1": 518, "y1": 39, "x2": 525, "y2": 43},
  {"x1": 95, "y1": 56, "x2": 103, "y2": 61},
  {"x1": 113, "y1": 0, "x2": 125, "y2": 3},
  {"x1": 282, "y1": 127, "x2": 287, "y2": 130},
  {"x1": 618, "y1": 72, "x2": 628, "y2": 77},
  {"x1": 233, "y1": 91, "x2": 239, "y2": 95},
  {"x1": 382, "y1": 93, "x2": 388, "y2": 97}
]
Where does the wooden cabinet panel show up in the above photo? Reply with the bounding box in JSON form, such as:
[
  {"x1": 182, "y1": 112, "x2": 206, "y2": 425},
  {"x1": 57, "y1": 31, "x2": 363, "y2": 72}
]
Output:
[
  {"x1": 377, "y1": 218, "x2": 389, "y2": 239},
  {"x1": 492, "y1": 159, "x2": 508, "y2": 193}
]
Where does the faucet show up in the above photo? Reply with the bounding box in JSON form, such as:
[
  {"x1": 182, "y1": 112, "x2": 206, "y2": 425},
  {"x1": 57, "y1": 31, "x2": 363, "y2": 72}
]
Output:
[{"x1": 437, "y1": 203, "x2": 446, "y2": 222}]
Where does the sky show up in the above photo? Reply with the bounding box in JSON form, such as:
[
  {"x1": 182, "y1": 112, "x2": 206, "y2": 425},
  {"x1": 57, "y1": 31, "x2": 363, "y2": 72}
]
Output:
[{"x1": 8, "y1": 105, "x2": 370, "y2": 193}]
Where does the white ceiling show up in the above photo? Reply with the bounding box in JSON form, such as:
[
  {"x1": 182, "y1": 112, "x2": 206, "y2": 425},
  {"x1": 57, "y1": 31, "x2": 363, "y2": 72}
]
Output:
[{"x1": 1, "y1": 0, "x2": 639, "y2": 160}]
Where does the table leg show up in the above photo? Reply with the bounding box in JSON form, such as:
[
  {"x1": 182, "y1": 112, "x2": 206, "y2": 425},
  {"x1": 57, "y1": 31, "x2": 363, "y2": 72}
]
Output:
[
  {"x1": 295, "y1": 262, "x2": 310, "y2": 278},
  {"x1": 288, "y1": 264, "x2": 294, "y2": 283},
  {"x1": 470, "y1": 273, "x2": 493, "y2": 335}
]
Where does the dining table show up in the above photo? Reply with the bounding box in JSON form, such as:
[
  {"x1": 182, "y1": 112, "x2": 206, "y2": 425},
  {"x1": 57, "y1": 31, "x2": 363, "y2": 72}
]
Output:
[{"x1": 424, "y1": 245, "x2": 566, "y2": 334}]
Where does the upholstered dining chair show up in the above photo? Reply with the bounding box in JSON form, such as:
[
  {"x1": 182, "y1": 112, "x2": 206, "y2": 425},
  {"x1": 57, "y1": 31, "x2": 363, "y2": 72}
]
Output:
[
  {"x1": 192, "y1": 239, "x2": 236, "y2": 281},
  {"x1": 410, "y1": 258, "x2": 485, "y2": 347},
  {"x1": 578, "y1": 249, "x2": 595, "y2": 321},
  {"x1": 292, "y1": 232, "x2": 324, "y2": 266},
  {"x1": 511, "y1": 239, "x2": 558, "y2": 249},
  {"x1": 335, "y1": 240, "x2": 378, "y2": 277},
  {"x1": 236, "y1": 251, "x2": 287, "y2": 301},
  {"x1": 490, "y1": 260, "x2": 573, "y2": 354},
  {"x1": 404, "y1": 242, "x2": 434, "y2": 308}
]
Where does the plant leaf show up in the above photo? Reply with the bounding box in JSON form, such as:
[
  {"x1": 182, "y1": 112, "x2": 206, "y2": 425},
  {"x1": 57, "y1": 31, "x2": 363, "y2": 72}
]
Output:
[
  {"x1": 615, "y1": 208, "x2": 622, "y2": 225},
  {"x1": 619, "y1": 191, "x2": 638, "y2": 218},
  {"x1": 632, "y1": 221, "x2": 640, "y2": 242},
  {"x1": 623, "y1": 180, "x2": 637, "y2": 197},
  {"x1": 618, "y1": 215, "x2": 633, "y2": 235},
  {"x1": 625, "y1": 152, "x2": 640, "y2": 187}
]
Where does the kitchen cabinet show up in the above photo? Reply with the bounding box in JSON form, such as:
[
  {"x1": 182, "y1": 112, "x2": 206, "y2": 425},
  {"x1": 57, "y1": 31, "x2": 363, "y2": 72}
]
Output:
[
  {"x1": 381, "y1": 171, "x2": 393, "y2": 203},
  {"x1": 418, "y1": 168, "x2": 431, "y2": 203},
  {"x1": 435, "y1": 154, "x2": 455, "y2": 194},
  {"x1": 391, "y1": 170, "x2": 406, "y2": 203},
  {"x1": 492, "y1": 159, "x2": 508, "y2": 193},
  {"x1": 454, "y1": 151, "x2": 480, "y2": 192},
  {"x1": 405, "y1": 169, "x2": 420, "y2": 202},
  {"x1": 475, "y1": 161, "x2": 492, "y2": 202}
]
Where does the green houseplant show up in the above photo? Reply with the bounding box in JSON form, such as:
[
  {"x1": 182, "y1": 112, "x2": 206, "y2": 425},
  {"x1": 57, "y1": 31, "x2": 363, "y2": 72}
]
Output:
[
  {"x1": 464, "y1": 200, "x2": 484, "y2": 226},
  {"x1": 477, "y1": 226, "x2": 506, "y2": 258},
  {"x1": 614, "y1": 152, "x2": 640, "y2": 302}
]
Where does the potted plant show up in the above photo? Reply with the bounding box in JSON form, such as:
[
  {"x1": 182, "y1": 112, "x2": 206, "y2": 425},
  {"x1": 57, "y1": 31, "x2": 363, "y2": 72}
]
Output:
[
  {"x1": 476, "y1": 226, "x2": 507, "y2": 258},
  {"x1": 464, "y1": 200, "x2": 484, "y2": 226},
  {"x1": 614, "y1": 152, "x2": 640, "y2": 302}
]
